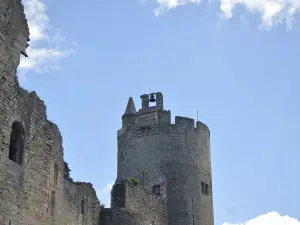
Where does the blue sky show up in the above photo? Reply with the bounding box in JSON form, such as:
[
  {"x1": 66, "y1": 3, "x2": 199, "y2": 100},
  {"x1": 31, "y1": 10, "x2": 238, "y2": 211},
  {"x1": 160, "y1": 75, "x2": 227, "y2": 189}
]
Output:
[{"x1": 18, "y1": 0, "x2": 300, "y2": 224}]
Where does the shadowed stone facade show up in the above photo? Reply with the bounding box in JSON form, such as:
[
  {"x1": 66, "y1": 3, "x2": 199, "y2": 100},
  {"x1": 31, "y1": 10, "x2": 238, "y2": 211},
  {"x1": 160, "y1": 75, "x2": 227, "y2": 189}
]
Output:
[{"x1": 0, "y1": 1, "x2": 214, "y2": 225}]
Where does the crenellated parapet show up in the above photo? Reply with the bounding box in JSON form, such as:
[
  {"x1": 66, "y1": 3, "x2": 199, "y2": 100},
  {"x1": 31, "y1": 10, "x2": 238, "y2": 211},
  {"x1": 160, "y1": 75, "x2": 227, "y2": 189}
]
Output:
[{"x1": 119, "y1": 106, "x2": 210, "y2": 145}]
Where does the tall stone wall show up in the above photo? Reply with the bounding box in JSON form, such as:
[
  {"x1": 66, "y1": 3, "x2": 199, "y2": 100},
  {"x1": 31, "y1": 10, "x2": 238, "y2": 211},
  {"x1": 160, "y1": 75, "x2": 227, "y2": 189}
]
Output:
[
  {"x1": 0, "y1": 1, "x2": 100, "y2": 225},
  {"x1": 117, "y1": 95, "x2": 214, "y2": 225}
]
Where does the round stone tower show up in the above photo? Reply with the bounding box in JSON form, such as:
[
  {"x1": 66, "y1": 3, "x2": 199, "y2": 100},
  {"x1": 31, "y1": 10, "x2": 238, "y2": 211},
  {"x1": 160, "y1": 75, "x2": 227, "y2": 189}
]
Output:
[{"x1": 116, "y1": 92, "x2": 214, "y2": 225}]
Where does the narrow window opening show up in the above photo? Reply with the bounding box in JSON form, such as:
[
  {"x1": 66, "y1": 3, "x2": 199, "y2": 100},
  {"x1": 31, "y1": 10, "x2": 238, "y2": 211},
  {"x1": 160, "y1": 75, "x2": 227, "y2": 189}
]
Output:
[
  {"x1": 205, "y1": 183, "x2": 209, "y2": 195},
  {"x1": 54, "y1": 163, "x2": 58, "y2": 184},
  {"x1": 50, "y1": 191, "x2": 55, "y2": 216},
  {"x1": 152, "y1": 185, "x2": 161, "y2": 196},
  {"x1": 201, "y1": 182, "x2": 209, "y2": 196},
  {"x1": 81, "y1": 200, "x2": 86, "y2": 215},
  {"x1": 9, "y1": 121, "x2": 25, "y2": 165}
]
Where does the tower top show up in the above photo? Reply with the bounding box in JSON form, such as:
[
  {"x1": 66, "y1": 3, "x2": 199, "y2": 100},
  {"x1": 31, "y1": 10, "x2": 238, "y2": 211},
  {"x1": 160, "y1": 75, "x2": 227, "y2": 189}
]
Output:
[{"x1": 123, "y1": 97, "x2": 136, "y2": 116}]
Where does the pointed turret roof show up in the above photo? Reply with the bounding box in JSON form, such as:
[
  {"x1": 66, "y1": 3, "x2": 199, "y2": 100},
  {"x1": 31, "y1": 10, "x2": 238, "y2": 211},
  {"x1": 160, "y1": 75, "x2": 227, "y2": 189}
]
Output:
[{"x1": 123, "y1": 97, "x2": 136, "y2": 116}]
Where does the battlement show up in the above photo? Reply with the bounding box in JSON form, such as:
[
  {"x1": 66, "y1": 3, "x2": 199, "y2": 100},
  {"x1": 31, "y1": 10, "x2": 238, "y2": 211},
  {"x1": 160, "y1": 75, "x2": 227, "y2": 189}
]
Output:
[
  {"x1": 120, "y1": 92, "x2": 210, "y2": 138},
  {"x1": 173, "y1": 116, "x2": 195, "y2": 129},
  {"x1": 119, "y1": 110, "x2": 210, "y2": 138},
  {"x1": 171, "y1": 116, "x2": 210, "y2": 135}
]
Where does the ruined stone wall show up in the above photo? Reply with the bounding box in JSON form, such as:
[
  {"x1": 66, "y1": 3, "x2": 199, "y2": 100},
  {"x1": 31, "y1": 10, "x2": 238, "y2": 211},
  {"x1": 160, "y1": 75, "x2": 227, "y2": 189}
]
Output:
[
  {"x1": 99, "y1": 208, "x2": 143, "y2": 225},
  {"x1": 117, "y1": 99, "x2": 214, "y2": 225},
  {"x1": 63, "y1": 181, "x2": 100, "y2": 225},
  {"x1": 125, "y1": 182, "x2": 167, "y2": 225},
  {"x1": 101, "y1": 181, "x2": 167, "y2": 225},
  {"x1": 0, "y1": 1, "x2": 100, "y2": 225}
]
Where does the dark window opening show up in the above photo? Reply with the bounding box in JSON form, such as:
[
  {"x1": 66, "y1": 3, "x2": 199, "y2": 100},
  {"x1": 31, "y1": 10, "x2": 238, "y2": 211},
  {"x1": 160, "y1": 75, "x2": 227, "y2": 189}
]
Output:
[
  {"x1": 9, "y1": 121, "x2": 25, "y2": 165},
  {"x1": 152, "y1": 185, "x2": 161, "y2": 196},
  {"x1": 50, "y1": 191, "x2": 55, "y2": 216},
  {"x1": 54, "y1": 163, "x2": 58, "y2": 184},
  {"x1": 201, "y1": 182, "x2": 209, "y2": 196},
  {"x1": 81, "y1": 200, "x2": 87, "y2": 215}
]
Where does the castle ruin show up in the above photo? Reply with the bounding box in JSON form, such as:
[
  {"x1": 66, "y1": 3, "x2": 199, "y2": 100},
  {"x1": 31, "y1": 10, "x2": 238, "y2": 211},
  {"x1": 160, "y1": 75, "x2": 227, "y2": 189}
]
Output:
[{"x1": 0, "y1": 1, "x2": 214, "y2": 225}]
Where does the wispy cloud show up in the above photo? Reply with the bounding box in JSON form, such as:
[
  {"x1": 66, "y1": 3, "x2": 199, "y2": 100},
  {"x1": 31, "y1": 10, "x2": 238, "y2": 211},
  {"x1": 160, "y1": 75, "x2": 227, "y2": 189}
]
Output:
[
  {"x1": 102, "y1": 183, "x2": 114, "y2": 193},
  {"x1": 151, "y1": 0, "x2": 300, "y2": 30},
  {"x1": 223, "y1": 212, "x2": 300, "y2": 225},
  {"x1": 20, "y1": 47, "x2": 75, "y2": 73},
  {"x1": 96, "y1": 182, "x2": 114, "y2": 208},
  {"x1": 153, "y1": 0, "x2": 202, "y2": 16},
  {"x1": 219, "y1": 0, "x2": 300, "y2": 30},
  {"x1": 19, "y1": 0, "x2": 76, "y2": 74}
]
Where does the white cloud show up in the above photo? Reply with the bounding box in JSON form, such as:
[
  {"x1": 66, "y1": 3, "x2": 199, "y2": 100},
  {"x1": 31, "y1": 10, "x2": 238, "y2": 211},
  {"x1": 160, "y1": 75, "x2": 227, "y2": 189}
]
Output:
[
  {"x1": 154, "y1": 0, "x2": 202, "y2": 16},
  {"x1": 219, "y1": 0, "x2": 300, "y2": 30},
  {"x1": 151, "y1": 0, "x2": 300, "y2": 29},
  {"x1": 102, "y1": 182, "x2": 114, "y2": 193},
  {"x1": 223, "y1": 212, "x2": 300, "y2": 225},
  {"x1": 96, "y1": 182, "x2": 114, "y2": 208},
  {"x1": 20, "y1": 47, "x2": 75, "y2": 73},
  {"x1": 24, "y1": 0, "x2": 49, "y2": 42},
  {"x1": 19, "y1": 0, "x2": 76, "y2": 74}
]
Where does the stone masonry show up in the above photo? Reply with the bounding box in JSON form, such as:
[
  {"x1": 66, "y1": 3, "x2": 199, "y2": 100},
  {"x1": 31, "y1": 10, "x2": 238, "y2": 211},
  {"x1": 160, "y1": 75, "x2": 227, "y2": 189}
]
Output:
[
  {"x1": 0, "y1": 1, "x2": 215, "y2": 225},
  {"x1": 100, "y1": 180, "x2": 167, "y2": 225}
]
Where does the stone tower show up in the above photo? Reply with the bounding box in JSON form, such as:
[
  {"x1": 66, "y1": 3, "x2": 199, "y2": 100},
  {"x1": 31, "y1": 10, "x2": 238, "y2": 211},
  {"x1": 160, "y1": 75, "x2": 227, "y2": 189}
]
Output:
[{"x1": 116, "y1": 92, "x2": 214, "y2": 225}]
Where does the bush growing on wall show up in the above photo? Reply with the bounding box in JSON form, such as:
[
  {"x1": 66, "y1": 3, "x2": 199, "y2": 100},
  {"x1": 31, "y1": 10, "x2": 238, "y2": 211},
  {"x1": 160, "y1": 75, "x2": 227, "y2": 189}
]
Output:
[{"x1": 128, "y1": 177, "x2": 140, "y2": 185}]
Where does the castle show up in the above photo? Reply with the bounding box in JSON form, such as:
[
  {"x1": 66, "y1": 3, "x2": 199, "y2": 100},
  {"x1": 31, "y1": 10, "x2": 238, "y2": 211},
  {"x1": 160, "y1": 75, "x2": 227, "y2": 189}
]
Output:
[{"x1": 0, "y1": 1, "x2": 214, "y2": 225}]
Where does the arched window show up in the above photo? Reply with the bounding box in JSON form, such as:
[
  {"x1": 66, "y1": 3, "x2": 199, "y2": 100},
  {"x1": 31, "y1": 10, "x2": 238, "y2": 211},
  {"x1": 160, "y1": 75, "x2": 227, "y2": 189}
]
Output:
[{"x1": 9, "y1": 121, "x2": 25, "y2": 165}]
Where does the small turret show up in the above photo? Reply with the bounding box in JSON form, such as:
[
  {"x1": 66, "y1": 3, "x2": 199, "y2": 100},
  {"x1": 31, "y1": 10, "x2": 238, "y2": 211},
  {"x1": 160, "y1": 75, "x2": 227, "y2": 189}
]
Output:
[
  {"x1": 123, "y1": 97, "x2": 136, "y2": 117},
  {"x1": 122, "y1": 97, "x2": 136, "y2": 126}
]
